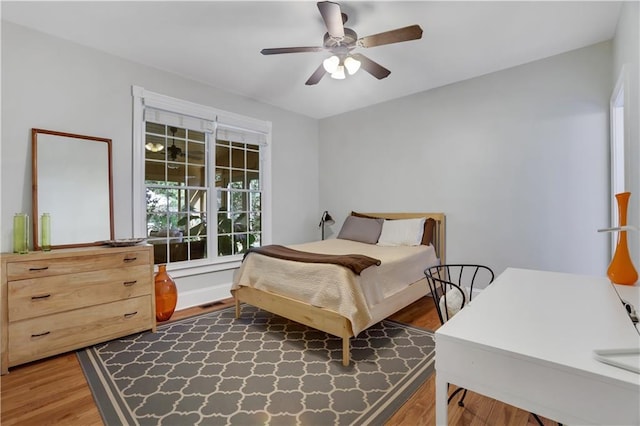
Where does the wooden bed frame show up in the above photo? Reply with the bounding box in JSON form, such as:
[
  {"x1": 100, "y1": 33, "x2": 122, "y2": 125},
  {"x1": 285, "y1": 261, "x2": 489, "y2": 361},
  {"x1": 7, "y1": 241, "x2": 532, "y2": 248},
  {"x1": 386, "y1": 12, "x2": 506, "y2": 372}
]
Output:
[{"x1": 234, "y1": 212, "x2": 446, "y2": 366}]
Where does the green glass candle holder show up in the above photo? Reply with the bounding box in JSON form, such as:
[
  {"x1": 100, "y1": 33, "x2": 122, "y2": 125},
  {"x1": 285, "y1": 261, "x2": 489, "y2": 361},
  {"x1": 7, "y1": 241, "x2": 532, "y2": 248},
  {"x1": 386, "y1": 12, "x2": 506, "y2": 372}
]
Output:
[
  {"x1": 13, "y1": 213, "x2": 29, "y2": 254},
  {"x1": 41, "y1": 213, "x2": 51, "y2": 252}
]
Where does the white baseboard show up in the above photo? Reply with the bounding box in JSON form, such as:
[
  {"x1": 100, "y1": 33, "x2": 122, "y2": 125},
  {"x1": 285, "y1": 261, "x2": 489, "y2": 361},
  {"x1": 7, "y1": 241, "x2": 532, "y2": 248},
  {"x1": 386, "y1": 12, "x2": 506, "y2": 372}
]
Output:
[{"x1": 175, "y1": 282, "x2": 233, "y2": 311}]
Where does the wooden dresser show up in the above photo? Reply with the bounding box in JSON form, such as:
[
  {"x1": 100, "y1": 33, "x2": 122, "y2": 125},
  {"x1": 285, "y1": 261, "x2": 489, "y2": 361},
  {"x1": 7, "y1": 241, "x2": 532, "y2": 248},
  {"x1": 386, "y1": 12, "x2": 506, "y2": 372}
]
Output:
[{"x1": 0, "y1": 245, "x2": 156, "y2": 374}]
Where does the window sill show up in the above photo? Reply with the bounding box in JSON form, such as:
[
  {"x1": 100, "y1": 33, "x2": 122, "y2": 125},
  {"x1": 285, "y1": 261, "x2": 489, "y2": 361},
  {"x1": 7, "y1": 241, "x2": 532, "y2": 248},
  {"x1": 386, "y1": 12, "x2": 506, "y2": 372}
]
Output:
[{"x1": 162, "y1": 255, "x2": 244, "y2": 278}]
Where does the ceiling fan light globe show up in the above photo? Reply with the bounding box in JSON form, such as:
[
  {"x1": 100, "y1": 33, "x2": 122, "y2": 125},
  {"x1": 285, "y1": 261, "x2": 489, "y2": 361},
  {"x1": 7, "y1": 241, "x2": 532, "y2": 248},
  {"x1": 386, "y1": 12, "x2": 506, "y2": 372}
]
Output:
[
  {"x1": 331, "y1": 65, "x2": 346, "y2": 80},
  {"x1": 344, "y1": 56, "x2": 361, "y2": 75},
  {"x1": 145, "y1": 142, "x2": 164, "y2": 152},
  {"x1": 323, "y1": 55, "x2": 340, "y2": 73}
]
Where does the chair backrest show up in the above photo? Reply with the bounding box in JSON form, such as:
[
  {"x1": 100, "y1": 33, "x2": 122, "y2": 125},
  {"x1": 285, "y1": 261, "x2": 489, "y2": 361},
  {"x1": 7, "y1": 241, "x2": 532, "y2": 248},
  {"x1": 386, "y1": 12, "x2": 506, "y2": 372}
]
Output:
[{"x1": 424, "y1": 264, "x2": 494, "y2": 325}]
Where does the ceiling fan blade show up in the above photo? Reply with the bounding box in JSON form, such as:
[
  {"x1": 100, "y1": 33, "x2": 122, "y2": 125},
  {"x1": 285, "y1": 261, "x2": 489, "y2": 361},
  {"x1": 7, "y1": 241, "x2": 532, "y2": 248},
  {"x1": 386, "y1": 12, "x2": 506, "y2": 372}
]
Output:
[
  {"x1": 317, "y1": 1, "x2": 344, "y2": 39},
  {"x1": 357, "y1": 25, "x2": 423, "y2": 48},
  {"x1": 305, "y1": 64, "x2": 326, "y2": 85},
  {"x1": 261, "y1": 46, "x2": 325, "y2": 55},
  {"x1": 350, "y1": 53, "x2": 391, "y2": 80}
]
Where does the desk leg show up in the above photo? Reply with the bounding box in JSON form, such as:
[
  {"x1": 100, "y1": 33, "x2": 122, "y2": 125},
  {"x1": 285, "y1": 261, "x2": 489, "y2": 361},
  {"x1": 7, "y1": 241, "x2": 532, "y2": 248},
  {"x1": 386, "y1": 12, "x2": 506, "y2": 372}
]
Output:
[{"x1": 435, "y1": 373, "x2": 448, "y2": 426}]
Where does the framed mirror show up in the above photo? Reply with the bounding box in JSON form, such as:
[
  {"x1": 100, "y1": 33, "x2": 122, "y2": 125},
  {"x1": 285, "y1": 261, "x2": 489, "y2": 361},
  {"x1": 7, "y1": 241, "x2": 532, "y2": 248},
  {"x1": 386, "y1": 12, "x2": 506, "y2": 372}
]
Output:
[{"x1": 32, "y1": 128, "x2": 114, "y2": 250}]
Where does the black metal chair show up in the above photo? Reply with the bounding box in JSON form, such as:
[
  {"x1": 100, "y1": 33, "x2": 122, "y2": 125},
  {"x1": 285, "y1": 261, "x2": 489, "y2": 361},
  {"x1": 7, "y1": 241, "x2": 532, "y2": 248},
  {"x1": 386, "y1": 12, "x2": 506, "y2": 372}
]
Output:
[
  {"x1": 424, "y1": 264, "x2": 494, "y2": 407},
  {"x1": 425, "y1": 264, "x2": 556, "y2": 426}
]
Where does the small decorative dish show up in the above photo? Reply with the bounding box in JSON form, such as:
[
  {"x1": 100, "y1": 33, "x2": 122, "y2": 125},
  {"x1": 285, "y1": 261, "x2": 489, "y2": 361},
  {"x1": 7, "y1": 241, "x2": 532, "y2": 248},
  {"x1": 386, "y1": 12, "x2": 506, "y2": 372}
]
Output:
[{"x1": 102, "y1": 238, "x2": 146, "y2": 247}]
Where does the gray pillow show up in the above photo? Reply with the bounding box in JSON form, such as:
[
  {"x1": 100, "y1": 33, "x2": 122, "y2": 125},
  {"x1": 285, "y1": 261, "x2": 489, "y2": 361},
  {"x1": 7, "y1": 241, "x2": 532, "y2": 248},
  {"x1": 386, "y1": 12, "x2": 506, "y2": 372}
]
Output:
[{"x1": 337, "y1": 216, "x2": 384, "y2": 244}]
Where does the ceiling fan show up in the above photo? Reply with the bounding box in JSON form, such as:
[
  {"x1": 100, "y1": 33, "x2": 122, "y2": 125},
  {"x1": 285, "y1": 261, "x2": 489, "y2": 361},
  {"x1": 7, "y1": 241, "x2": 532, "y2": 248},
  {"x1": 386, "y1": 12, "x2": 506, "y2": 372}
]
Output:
[
  {"x1": 260, "y1": 1, "x2": 423, "y2": 85},
  {"x1": 167, "y1": 127, "x2": 185, "y2": 161}
]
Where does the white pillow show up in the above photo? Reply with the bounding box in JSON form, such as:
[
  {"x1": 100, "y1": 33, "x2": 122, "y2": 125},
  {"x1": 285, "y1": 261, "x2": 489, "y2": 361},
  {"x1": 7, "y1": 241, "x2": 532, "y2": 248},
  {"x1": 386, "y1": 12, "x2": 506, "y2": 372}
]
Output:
[
  {"x1": 376, "y1": 218, "x2": 426, "y2": 246},
  {"x1": 439, "y1": 286, "x2": 470, "y2": 321}
]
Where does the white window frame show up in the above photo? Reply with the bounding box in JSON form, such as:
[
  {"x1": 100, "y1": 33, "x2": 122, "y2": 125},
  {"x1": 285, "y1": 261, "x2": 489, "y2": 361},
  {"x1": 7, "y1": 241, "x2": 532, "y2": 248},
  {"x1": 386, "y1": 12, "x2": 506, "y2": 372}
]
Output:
[{"x1": 132, "y1": 86, "x2": 272, "y2": 277}]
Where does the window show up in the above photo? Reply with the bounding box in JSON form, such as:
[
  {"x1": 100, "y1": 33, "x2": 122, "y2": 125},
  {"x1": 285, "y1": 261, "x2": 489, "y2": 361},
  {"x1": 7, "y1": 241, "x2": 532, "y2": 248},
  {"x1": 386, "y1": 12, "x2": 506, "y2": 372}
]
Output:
[
  {"x1": 145, "y1": 123, "x2": 208, "y2": 264},
  {"x1": 215, "y1": 136, "x2": 262, "y2": 256},
  {"x1": 132, "y1": 86, "x2": 271, "y2": 271}
]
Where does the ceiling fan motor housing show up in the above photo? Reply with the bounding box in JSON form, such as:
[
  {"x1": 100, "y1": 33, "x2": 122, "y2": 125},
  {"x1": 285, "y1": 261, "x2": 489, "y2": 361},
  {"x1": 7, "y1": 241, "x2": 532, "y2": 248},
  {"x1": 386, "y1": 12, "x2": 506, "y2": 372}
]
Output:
[{"x1": 323, "y1": 27, "x2": 358, "y2": 52}]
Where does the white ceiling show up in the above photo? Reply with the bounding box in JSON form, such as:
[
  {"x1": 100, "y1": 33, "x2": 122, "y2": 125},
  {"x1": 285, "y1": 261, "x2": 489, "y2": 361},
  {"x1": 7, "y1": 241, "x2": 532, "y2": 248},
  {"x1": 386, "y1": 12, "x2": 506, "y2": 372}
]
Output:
[{"x1": 1, "y1": 1, "x2": 622, "y2": 119}]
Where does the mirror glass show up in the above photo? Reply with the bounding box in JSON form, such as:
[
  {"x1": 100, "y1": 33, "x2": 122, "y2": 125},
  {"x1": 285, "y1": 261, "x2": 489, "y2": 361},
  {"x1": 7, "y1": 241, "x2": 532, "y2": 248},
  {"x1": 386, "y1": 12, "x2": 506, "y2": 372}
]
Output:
[{"x1": 32, "y1": 129, "x2": 114, "y2": 249}]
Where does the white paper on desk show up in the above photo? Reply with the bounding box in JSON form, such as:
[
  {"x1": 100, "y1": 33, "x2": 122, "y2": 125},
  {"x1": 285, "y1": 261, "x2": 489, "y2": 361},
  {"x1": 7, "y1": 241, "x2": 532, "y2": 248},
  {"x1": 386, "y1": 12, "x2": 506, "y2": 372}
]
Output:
[{"x1": 593, "y1": 348, "x2": 640, "y2": 374}]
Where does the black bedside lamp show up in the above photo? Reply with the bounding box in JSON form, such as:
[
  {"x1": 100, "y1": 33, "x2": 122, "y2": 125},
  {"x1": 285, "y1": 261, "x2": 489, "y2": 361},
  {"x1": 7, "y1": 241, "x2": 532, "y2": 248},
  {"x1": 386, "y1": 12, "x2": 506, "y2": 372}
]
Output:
[{"x1": 318, "y1": 211, "x2": 335, "y2": 240}]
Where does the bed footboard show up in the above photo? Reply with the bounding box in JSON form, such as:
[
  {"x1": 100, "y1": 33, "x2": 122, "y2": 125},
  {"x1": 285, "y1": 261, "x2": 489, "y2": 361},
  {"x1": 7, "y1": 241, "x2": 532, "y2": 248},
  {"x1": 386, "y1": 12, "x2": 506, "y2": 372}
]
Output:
[{"x1": 234, "y1": 287, "x2": 354, "y2": 366}]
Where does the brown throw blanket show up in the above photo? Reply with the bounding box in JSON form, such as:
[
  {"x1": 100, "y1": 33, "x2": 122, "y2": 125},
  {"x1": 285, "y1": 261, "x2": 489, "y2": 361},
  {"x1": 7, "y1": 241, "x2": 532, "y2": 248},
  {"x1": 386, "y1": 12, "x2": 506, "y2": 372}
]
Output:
[{"x1": 245, "y1": 244, "x2": 381, "y2": 275}]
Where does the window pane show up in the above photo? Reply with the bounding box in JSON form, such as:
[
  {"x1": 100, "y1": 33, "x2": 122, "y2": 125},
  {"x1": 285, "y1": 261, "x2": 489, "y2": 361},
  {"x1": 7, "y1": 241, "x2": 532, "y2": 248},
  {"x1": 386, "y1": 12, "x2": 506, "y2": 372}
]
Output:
[
  {"x1": 218, "y1": 212, "x2": 231, "y2": 232},
  {"x1": 188, "y1": 141, "x2": 205, "y2": 166},
  {"x1": 167, "y1": 164, "x2": 186, "y2": 186},
  {"x1": 229, "y1": 169, "x2": 244, "y2": 189},
  {"x1": 250, "y1": 192, "x2": 261, "y2": 211},
  {"x1": 145, "y1": 160, "x2": 166, "y2": 182},
  {"x1": 186, "y1": 165, "x2": 205, "y2": 187},
  {"x1": 188, "y1": 129, "x2": 205, "y2": 143},
  {"x1": 249, "y1": 212, "x2": 261, "y2": 232},
  {"x1": 234, "y1": 234, "x2": 248, "y2": 255},
  {"x1": 217, "y1": 145, "x2": 230, "y2": 167},
  {"x1": 247, "y1": 172, "x2": 259, "y2": 190},
  {"x1": 175, "y1": 213, "x2": 188, "y2": 237},
  {"x1": 216, "y1": 168, "x2": 230, "y2": 188},
  {"x1": 189, "y1": 238, "x2": 207, "y2": 260},
  {"x1": 169, "y1": 241, "x2": 187, "y2": 263},
  {"x1": 231, "y1": 147, "x2": 245, "y2": 168},
  {"x1": 230, "y1": 191, "x2": 246, "y2": 212},
  {"x1": 147, "y1": 187, "x2": 168, "y2": 232},
  {"x1": 153, "y1": 243, "x2": 168, "y2": 265},
  {"x1": 247, "y1": 150, "x2": 259, "y2": 170},
  {"x1": 249, "y1": 233, "x2": 260, "y2": 248},
  {"x1": 166, "y1": 188, "x2": 182, "y2": 212},
  {"x1": 235, "y1": 214, "x2": 248, "y2": 233},
  {"x1": 187, "y1": 189, "x2": 206, "y2": 214},
  {"x1": 218, "y1": 235, "x2": 233, "y2": 256},
  {"x1": 171, "y1": 127, "x2": 186, "y2": 139},
  {"x1": 146, "y1": 122, "x2": 165, "y2": 135},
  {"x1": 187, "y1": 212, "x2": 206, "y2": 238},
  {"x1": 145, "y1": 134, "x2": 166, "y2": 160},
  {"x1": 217, "y1": 189, "x2": 227, "y2": 212},
  {"x1": 167, "y1": 137, "x2": 186, "y2": 163},
  {"x1": 166, "y1": 212, "x2": 182, "y2": 234}
]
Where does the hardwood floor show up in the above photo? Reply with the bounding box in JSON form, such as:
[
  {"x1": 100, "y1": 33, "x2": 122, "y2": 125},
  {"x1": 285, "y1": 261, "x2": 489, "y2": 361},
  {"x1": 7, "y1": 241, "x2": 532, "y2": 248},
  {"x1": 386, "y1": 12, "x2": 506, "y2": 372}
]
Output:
[{"x1": 1, "y1": 296, "x2": 555, "y2": 425}]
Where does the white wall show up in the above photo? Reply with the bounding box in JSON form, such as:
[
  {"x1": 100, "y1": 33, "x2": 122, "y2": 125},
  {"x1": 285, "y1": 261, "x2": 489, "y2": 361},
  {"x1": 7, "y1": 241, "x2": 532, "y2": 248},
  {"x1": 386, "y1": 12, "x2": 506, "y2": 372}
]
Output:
[
  {"x1": 319, "y1": 42, "x2": 613, "y2": 278},
  {"x1": 2, "y1": 17, "x2": 628, "y2": 306},
  {"x1": 613, "y1": 1, "x2": 640, "y2": 271},
  {"x1": 1, "y1": 22, "x2": 320, "y2": 308}
]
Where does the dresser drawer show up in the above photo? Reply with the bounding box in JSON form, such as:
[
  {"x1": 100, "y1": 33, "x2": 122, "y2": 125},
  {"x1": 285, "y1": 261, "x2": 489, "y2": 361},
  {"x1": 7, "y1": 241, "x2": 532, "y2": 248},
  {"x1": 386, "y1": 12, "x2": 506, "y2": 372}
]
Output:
[
  {"x1": 8, "y1": 296, "x2": 153, "y2": 367},
  {"x1": 6, "y1": 250, "x2": 150, "y2": 281},
  {"x1": 8, "y1": 265, "x2": 152, "y2": 322}
]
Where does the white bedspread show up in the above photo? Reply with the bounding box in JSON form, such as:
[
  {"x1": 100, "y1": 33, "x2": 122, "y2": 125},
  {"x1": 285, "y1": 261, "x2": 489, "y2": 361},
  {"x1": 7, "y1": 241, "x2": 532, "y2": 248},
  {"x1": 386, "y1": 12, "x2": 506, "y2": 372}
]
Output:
[{"x1": 231, "y1": 239, "x2": 438, "y2": 336}]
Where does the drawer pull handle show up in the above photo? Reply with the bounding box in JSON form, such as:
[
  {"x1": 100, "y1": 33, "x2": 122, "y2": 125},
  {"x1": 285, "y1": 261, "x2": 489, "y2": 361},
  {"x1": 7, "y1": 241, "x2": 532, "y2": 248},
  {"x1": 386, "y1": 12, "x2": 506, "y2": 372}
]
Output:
[
  {"x1": 123, "y1": 257, "x2": 137, "y2": 263},
  {"x1": 124, "y1": 311, "x2": 138, "y2": 318},
  {"x1": 28, "y1": 266, "x2": 49, "y2": 271},
  {"x1": 31, "y1": 331, "x2": 50, "y2": 338},
  {"x1": 123, "y1": 280, "x2": 137, "y2": 286},
  {"x1": 31, "y1": 294, "x2": 51, "y2": 300}
]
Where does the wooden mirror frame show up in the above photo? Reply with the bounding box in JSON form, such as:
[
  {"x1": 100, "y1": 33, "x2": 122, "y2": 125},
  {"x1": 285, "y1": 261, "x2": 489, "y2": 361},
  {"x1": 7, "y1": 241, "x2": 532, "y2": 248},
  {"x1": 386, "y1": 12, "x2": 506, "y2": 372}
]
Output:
[{"x1": 31, "y1": 128, "x2": 115, "y2": 250}]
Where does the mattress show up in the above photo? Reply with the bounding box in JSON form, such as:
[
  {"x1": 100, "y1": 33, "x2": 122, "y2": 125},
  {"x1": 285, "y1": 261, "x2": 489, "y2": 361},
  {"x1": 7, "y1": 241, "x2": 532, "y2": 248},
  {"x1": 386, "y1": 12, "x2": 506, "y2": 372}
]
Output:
[{"x1": 231, "y1": 238, "x2": 438, "y2": 335}]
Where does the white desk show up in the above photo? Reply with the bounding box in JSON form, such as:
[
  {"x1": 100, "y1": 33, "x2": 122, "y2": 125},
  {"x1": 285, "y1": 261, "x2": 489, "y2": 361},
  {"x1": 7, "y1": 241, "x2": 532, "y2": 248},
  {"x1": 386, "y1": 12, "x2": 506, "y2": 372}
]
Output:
[{"x1": 435, "y1": 268, "x2": 640, "y2": 425}]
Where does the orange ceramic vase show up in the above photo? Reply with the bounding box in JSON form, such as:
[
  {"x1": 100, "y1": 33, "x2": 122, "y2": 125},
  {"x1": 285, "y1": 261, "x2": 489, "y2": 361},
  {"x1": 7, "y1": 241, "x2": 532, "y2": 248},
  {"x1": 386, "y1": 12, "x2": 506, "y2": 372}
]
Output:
[
  {"x1": 155, "y1": 264, "x2": 177, "y2": 321},
  {"x1": 607, "y1": 192, "x2": 638, "y2": 286}
]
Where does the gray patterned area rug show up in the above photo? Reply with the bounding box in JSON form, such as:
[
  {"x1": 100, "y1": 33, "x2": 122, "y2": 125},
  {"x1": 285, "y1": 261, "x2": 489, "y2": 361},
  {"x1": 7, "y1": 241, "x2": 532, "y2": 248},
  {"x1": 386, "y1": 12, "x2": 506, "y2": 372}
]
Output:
[{"x1": 77, "y1": 305, "x2": 435, "y2": 425}]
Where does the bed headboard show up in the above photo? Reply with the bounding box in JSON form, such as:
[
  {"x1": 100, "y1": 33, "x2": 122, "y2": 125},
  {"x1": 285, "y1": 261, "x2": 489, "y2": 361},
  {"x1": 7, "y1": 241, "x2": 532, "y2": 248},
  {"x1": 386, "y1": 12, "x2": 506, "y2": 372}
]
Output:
[{"x1": 351, "y1": 212, "x2": 446, "y2": 265}]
